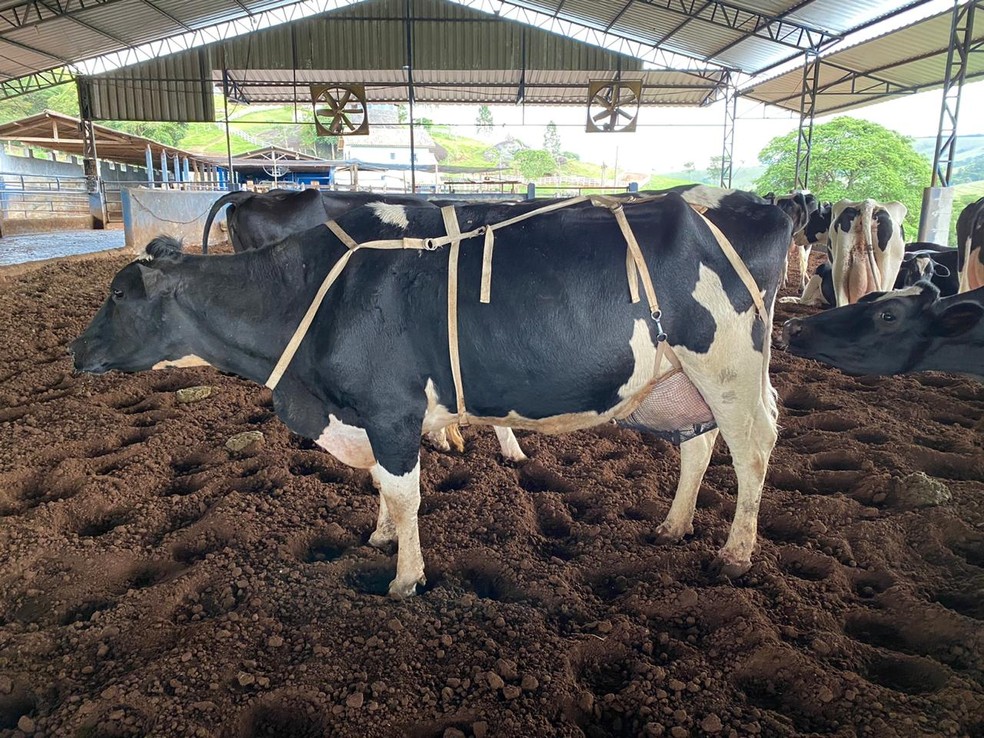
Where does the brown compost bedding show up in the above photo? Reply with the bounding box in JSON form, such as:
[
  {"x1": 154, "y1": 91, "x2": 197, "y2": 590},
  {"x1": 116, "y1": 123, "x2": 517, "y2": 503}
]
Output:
[{"x1": 0, "y1": 249, "x2": 982, "y2": 738}]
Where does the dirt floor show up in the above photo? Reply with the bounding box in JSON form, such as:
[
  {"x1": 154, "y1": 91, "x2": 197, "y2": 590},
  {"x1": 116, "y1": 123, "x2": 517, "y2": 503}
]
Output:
[{"x1": 0, "y1": 249, "x2": 982, "y2": 738}]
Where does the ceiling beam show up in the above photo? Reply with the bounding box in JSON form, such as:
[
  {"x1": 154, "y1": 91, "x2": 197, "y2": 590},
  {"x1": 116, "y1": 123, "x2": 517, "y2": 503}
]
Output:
[
  {"x1": 0, "y1": 65, "x2": 73, "y2": 99},
  {"x1": 0, "y1": 0, "x2": 130, "y2": 32},
  {"x1": 646, "y1": 0, "x2": 839, "y2": 55}
]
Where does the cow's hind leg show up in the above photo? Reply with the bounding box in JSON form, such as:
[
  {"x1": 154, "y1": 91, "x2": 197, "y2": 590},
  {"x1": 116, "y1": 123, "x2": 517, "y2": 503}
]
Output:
[
  {"x1": 654, "y1": 428, "x2": 719, "y2": 543},
  {"x1": 673, "y1": 268, "x2": 779, "y2": 576}
]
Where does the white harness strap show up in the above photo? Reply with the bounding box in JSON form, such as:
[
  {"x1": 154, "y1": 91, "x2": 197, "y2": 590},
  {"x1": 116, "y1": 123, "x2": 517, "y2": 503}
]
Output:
[{"x1": 442, "y1": 205, "x2": 469, "y2": 424}]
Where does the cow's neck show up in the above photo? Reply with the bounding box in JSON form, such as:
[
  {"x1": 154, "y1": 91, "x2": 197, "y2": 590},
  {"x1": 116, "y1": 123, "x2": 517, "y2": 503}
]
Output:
[{"x1": 168, "y1": 243, "x2": 339, "y2": 385}]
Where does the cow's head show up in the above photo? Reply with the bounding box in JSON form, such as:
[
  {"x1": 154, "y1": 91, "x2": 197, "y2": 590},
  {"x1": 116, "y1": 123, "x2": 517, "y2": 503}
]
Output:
[
  {"x1": 70, "y1": 237, "x2": 189, "y2": 374},
  {"x1": 782, "y1": 281, "x2": 983, "y2": 376},
  {"x1": 899, "y1": 250, "x2": 950, "y2": 287},
  {"x1": 764, "y1": 190, "x2": 815, "y2": 234}
]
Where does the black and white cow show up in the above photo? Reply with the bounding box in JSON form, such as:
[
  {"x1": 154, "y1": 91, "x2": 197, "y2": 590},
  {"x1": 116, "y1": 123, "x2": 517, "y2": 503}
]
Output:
[
  {"x1": 957, "y1": 197, "x2": 984, "y2": 293},
  {"x1": 199, "y1": 190, "x2": 522, "y2": 459},
  {"x1": 72, "y1": 194, "x2": 794, "y2": 596},
  {"x1": 782, "y1": 283, "x2": 984, "y2": 380},
  {"x1": 897, "y1": 245, "x2": 959, "y2": 296},
  {"x1": 793, "y1": 242, "x2": 960, "y2": 309},
  {"x1": 201, "y1": 188, "x2": 430, "y2": 254},
  {"x1": 828, "y1": 199, "x2": 907, "y2": 306}
]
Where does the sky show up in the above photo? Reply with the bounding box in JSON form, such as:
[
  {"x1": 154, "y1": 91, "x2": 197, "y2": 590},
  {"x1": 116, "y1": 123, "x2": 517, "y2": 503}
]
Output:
[{"x1": 413, "y1": 79, "x2": 984, "y2": 179}]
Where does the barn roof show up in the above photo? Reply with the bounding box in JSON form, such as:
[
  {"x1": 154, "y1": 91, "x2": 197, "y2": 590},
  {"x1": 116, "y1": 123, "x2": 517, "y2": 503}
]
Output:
[{"x1": 0, "y1": 0, "x2": 969, "y2": 116}]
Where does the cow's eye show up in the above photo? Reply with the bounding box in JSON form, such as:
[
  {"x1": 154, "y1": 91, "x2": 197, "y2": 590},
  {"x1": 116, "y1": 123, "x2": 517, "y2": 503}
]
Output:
[
  {"x1": 112, "y1": 289, "x2": 124, "y2": 299},
  {"x1": 879, "y1": 311, "x2": 895, "y2": 322}
]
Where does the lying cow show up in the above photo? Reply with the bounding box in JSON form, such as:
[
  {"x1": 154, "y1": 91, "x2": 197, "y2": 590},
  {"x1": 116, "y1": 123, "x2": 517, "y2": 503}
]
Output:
[
  {"x1": 957, "y1": 197, "x2": 984, "y2": 292},
  {"x1": 782, "y1": 282, "x2": 983, "y2": 380},
  {"x1": 790, "y1": 242, "x2": 960, "y2": 308},
  {"x1": 72, "y1": 193, "x2": 794, "y2": 597},
  {"x1": 897, "y1": 245, "x2": 959, "y2": 296},
  {"x1": 201, "y1": 188, "x2": 429, "y2": 254},
  {"x1": 829, "y1": 199, "x2": 907, "y2": 306}
]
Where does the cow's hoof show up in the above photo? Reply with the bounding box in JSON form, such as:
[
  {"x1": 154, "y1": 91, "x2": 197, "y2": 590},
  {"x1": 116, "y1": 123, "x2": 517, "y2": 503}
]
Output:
[
  {"x1": 652, "y1": 521, "x2": 692, "y2": 544},
  {"x1": 500, "y1": 450, "x2": 528, "y2": 465},
  {"x1": 712, "y1": 552, "x2": 752, "y2": 579},
  {"x1": 387, "y1": 575, "x2": 425, "y2": 600}
]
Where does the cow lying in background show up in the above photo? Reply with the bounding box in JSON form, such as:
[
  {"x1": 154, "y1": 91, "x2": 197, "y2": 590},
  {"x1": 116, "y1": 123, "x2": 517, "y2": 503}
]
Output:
[
  {"x1": 957, "y1": 196, "x2": 984, "y2": 292},
  {"x1": 72, "y1": 193, "x2": 794, "y2": 596},
  {"x1": 896, "y1": 245, "x2": 959, "y2": 295},
  {"x1": 201, "y1": 189, "x2": 429, "y2": 254},
  {"x1": 782, "y1": 282, "x2": 983, "y2": 380},
  {"x1": 793, "y1": 243, "x2": 960, "y2": 308},
  {"x1": 828, "y1": 199, "x2": 907, "y2": 306}
]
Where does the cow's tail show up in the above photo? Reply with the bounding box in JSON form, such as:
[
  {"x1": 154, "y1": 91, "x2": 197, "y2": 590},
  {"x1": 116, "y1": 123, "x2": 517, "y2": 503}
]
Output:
[
  {"x1": 849, "y1": 200, "x2": 881, "y2": 303},
  {"x1": 201, "y1": 191, "x2": 252, "y2": 254}
]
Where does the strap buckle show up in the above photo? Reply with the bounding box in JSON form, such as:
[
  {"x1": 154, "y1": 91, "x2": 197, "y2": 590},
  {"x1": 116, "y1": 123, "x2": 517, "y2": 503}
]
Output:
[{"x1": 651, "y1": 309, "x2": 667, "y2": 342}]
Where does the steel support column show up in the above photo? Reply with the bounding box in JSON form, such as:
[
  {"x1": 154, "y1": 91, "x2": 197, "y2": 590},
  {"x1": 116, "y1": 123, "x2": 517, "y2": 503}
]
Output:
[
  {"x1": 794, "y1": 51, "x2": 819, "y2": 191},
  {"x1": 76, "y1": 76, "x2": 106, "y2": 229},
  {"x1": 920, "y1": 0, "x2": 981, "y2": 242},
  {"x1": 931, "y1": 0, "x2": 979, "y2": 188},
  {"x1": 719, "y1": 79, "x2": 737, "y2": 188}
]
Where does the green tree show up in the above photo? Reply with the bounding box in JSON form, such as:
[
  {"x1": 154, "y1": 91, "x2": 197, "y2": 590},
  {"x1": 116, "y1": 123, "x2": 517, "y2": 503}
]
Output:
[
  {"x1": 955, "y1": 154, "x2": 984, "y2": 184},
  {"x1": 543, "y1": 121, "x2": 561, "y2": 158},
  {"x1": 109, "y1": 121, "x2": 188, "y2": 147},
  {"x1": 706, "y1": 155, "x2": 724, "y2": 185},
  {"x1": 513, "y1": 149, "x2": 555, "y2": 180},
  {"x1": 756, "y1": 117, "x2": 931, "y2": 232},
  {"x1": 476, "y1": 105, "x2": 494, "y2": 135}
]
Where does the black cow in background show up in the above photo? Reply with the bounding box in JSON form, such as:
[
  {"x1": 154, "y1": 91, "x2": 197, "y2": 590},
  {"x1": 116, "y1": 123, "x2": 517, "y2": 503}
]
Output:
[{"x1": 201, "y1": 189, "x2": 431, "y2": 254}]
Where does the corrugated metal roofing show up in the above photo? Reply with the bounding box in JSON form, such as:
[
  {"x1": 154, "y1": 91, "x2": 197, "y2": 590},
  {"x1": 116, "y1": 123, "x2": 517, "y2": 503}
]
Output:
[
  {"x1": 0, "y1": 0, "x2": 965, "y2": 119},
  {"x1": 743, "y1": 6, "x2": 984, "y2": 115}
]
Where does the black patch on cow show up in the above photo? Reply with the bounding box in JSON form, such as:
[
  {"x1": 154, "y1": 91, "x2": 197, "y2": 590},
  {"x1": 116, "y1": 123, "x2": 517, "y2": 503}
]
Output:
[
  {"x1": 875, "y1": 210, "x2": 894, "y2": 251},
  {"x1": 834, "y1": 207, "x2": 858, "y2": 235}
]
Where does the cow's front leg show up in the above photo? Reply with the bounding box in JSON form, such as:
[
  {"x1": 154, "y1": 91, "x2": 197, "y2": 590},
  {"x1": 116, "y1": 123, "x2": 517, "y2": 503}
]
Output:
[
  {"x1": 654, "y1": 428, "x2": 719, "y2": 543},
  {"x1": 370, "y1": 458, "x2": 425, "y2": 598},
  {"x1": 369, "y1": 493, "x2": 396, "y2": 548},
  {"x1": 367, "y1": 419, "x2": 427, "y2": 599}
]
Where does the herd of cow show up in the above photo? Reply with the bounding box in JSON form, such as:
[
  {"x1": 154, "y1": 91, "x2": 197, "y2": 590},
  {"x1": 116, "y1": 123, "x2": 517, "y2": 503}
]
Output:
[{"x1": 68, "y1": 185, "x2": 983, "y2": 599}]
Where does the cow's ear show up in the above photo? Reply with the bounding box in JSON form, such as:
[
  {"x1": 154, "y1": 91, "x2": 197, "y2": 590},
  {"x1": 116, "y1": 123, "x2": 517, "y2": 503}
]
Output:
[
  {"x1": 933, "y1": 301, "x2": 983, "y2": 337},
  {"x1": 136, "y1": 264, "x2": 175, "y2": 296}
]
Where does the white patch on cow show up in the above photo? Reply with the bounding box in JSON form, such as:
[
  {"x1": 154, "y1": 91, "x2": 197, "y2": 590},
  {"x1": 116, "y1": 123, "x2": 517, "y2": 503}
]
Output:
[
  {"x1": 133, "y1": 251, "x2": 154, "y2": 263},
  {"x1": 780, "y1": 273, "x2": 828, "y2": 307},
  {"x1": 370, "y1": 459, "x2": 424, "y2": 598},
  {"x1": 151, "y1": 354, "x2": 210, "y2": 370},
  {"x1": 669, "y1": 265, "x2": 777, "y2": 575},
  {"x1": 915, "y1": 255, "x2": 932, "y2": 279},
  {"x1": 618, "y1": 319, "x2": 660, "y2": 400},
  {"x1": 872, "y1": 285, "x2": 925, "y2": 302},
  {"x1": 677, "y1": 185, "x2": 733, "y2": 210},
  {"x1": 314, "y1": 414, "x2": 376, "y2": 468},
  {"x1": 369, "y1": 202, "x2": 409, "y2": 230}
]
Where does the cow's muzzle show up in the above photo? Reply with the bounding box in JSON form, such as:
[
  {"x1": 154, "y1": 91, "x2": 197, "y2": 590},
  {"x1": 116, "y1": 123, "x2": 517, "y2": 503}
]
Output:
[{"x1": 68, "y1": 337, "x2": 108, "y2": 374}]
